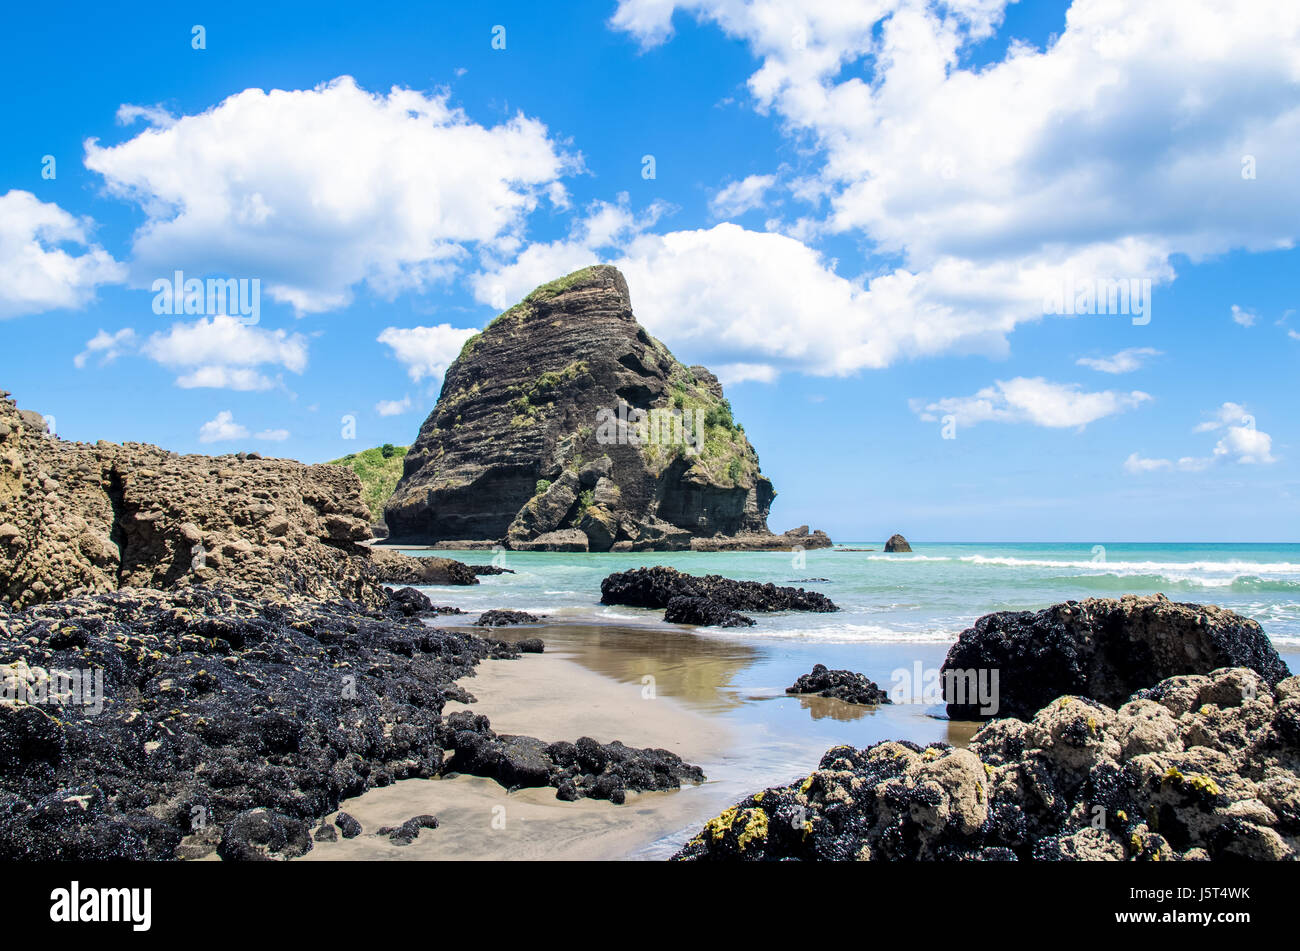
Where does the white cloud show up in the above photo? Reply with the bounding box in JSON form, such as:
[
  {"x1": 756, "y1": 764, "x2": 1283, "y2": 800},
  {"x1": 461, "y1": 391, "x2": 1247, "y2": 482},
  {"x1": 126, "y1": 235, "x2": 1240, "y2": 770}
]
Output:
[
  {"x1": 1076, "y1": 347, "x2": 1162, "y2": 374},
  {"x1": 74, "y1": 328, "x2": 136, "y2": 368},
  {"x1": 912, "y1": 377, "x2": 1151, "y2": 428},
  {"x1": 1231, "y1": 304, "x2": 1257, "y2": 327},
  {"x1": 141, "y1": 315, "x2": 308, "y2": 390},
  {"x1": 85, "y1": 76, "x2": 578, "y2": 313},
  {"x1": 374, "y1": 395, "x2": 413, "y2": 416},
  {"x1": 377, "y1": 324, "x2": 477, "y2": 382},
  {"x1": 0, "y1": 190, "x2": 125, "y2": 319},
  {"x1": 710, "y1": 174, "x2": 777, "y2": 218},
  {"x1": 254, "y1": 428, "x2": 290, "y2": 442},
  {"x1": 476, "y1": 212, "x2": 1170, "y2": 377},
  {"x1": 198, "y1": 410, "x2": 248, "y2": 443},
  {"x1": 1124, "y1": 452, "x2": 1172, "y2": 474},
  {"x1": 714, "y1": 362, "x2": 779, "y2": 385},
  {"x1": 607, "y1": 0, "x2": 1300, "y2": 370},
  {"x1": 1194, "y1": 401, "x2": 1251, "y2": 433},
  {"x1": 1127, "y1": 401, "x2": 1275, "y2": 472}
]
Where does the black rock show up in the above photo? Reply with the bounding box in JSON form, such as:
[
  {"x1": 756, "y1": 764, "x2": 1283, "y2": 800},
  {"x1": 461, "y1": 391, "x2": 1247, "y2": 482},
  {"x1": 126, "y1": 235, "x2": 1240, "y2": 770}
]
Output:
[
  {"x1": 335, "y1": 812, "x2": 362, "y2": 839},
  {"x1": 884, "y1": 534, "x2": 912, "y2": 552},
  {"x1": 942, "y1": 594, "x2": 1291, "y2": 720},
  {"x1": 601, "y1": 566, "x2": 837, "y2": 613},
  {"x1": 516, "y1": 638, "x2": 545, "y2": 653},
  {"x1": 474, "y1": 609, "x2": 543, "y2": 627},
  {"x1": 787, "y1": 664, "x2": 891, "y2": 705},
  {"x1": 377, "y1": 814, "x2": 438, "y2": 845},
  {"x1": 443, "y1": 713, "x2": 704, "y2": 803},
  {"x1": 664, "y1": 596, "x2": 755, "y2": 628},
  {"x1": 217, "y1": 808, "x2": 312, "y2": 861}
]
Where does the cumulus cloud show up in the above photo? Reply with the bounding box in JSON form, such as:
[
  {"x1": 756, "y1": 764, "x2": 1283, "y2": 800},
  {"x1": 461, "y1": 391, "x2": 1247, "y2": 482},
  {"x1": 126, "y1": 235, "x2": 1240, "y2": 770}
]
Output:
[
  {"x1": 605, "y1": 0, "x2": 1300, "y2": 370},
  {"x1": 1075, "y1": 347, "x2": 1162, "y2": 373},
  {"x1": 0, "y1": 190, "x2": 125, "y2": 319},
  {"x1": 74, "y1": 328, "x2": 136, "y2": 368},
  {"x1": 254, "y1": 428, "x2": 290, "y2": 442},
  {"x1": 377, "y1": 324, "x2": 477, "y2": 382},
  {"x1": 710, "y1": 174, "x2": 777, "y2": 218},
  {"x1": 1126, "y1": 401, "x2": 1276, "y2": 472},
  {"x1": 198, "y1": 410, "x2": 248, "y2": 443},
  {"x1": 476, "y1": 210, "x2": 1170, "y2": 376},
  {"x1": 85, "y1": 76, "x2": 578, "y2": 313},
  {"x1": 141, "y1": 315, "x2": 309, "y2": 390},
  {"x1": 911, "y1": 377, "x2": 1151, "y2": 428},
  {"x1": 374, "y1": 395, "x2": 413, "y2": 416}
]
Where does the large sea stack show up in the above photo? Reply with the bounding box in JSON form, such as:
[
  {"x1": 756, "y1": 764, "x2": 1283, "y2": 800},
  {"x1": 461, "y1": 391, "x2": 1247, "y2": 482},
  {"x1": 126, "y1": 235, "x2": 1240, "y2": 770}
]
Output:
[{"x1": 386, "y1": 266, "x2": 821, "y2": 552}]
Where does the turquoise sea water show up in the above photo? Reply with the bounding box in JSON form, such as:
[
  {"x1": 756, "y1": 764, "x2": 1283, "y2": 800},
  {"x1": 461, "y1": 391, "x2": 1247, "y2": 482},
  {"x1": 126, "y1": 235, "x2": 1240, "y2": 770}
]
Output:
[{"x1": 406, "y1": 542, "x2": 1300, "y2": 647}]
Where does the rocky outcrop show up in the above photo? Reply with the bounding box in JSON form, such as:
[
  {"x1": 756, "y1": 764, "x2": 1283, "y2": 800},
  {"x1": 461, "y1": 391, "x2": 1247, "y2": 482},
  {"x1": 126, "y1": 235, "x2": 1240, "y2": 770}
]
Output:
[
  {"x1": 601, "y1": 566, "x2": 838, "y2": 614},
  {"x1": 0, "y1": 584, "x2": 523, "y2": 860},
  {"x1": 690, "y1": 525, "x2": 833, "y2": 552},
  {"x1": 676, "y1": 667, "x2": 1300, "y2": 861},
  {"x1": 884, "y1": 533, "x2": 911, "y2": 552},
  {"x1": 443, "y1": 711, "x2": 705, "y2": 804},
  {"x1": 942, "y1": 594, "x2": 1290, "y2": 720},
  {"x1": 0, "y1": 389, "x2": 470, "y2": 611},
  {"x1": 664, "y1": 596, "x2": 755, "y2": 628},
  {"x1": 787, "y1": 664, "x2": 891, "y2": 705},
  {"x1": 385, "y1": 266, "x2": 827, "y2": 551}
]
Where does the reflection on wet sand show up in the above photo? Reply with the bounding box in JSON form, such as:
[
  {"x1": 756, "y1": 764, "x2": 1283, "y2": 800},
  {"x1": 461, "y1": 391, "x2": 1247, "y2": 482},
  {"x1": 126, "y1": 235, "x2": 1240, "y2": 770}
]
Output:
[{"x1": 463, "y1": 622, "x2": 761, "y2": 715}]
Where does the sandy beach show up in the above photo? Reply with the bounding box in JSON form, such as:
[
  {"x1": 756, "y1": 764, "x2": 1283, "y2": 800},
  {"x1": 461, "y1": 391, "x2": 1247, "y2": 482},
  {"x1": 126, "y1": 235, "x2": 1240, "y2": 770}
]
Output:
[{"x1": 303, "y1": 622, "x2": 978, "y2": 860}]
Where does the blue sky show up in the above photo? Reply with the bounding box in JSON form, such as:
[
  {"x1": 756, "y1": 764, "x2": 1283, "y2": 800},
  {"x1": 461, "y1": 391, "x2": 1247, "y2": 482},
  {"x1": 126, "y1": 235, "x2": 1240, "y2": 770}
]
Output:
[{"x1": 1, "y1": 0, "x2": 1297, "y2": 542}]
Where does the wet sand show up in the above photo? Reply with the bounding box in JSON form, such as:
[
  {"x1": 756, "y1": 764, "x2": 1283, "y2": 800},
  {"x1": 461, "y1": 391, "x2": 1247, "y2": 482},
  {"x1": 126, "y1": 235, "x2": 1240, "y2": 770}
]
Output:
[{"x1": 304, "y1": 623, "x2": 975, "y2": 861}]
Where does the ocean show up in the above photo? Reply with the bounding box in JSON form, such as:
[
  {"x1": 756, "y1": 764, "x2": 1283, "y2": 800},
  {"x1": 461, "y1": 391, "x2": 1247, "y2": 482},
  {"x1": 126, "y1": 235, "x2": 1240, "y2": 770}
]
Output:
[
  {"x1": 395, "y1": 541, "x2": 1300, "y2": 858},
  {"x1": 408, "y1": 542, "x2": 1300, "y2": 648}
]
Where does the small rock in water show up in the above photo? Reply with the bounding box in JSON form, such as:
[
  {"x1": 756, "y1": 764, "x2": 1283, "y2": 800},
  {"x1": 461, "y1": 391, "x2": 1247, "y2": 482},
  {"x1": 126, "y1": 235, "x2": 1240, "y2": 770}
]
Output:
[
  {"x1": 787, "y1": 664, "x2": 892, "y2": 705},
  {"x1": 883, "y1": 533, "x2": 912, "y2": 552}
]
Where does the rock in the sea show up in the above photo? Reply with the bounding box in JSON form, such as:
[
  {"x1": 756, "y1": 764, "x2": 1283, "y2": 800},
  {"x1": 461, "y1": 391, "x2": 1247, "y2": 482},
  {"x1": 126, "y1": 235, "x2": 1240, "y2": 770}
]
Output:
[
  {"x1": 474, "y1": 609, "x2": 543, "y2": 627},
  {"x1": 675, "y1": 668, "x2": 1300, "y2": 861},
  {"x1": 787, "y1": 664, "x2": 891, "y2": 705},
  {"x1": 0, "y1": 389, "x2": 475, "y2": 610},
  {"x1": 664, "y1": 596, "x2": 755, "y2": 628},
  {"x1": 601, "y1": 566, "x2": 838, "y2": 613},
  {"x1": 884, "y1": 533, "x2": 912, "y2": 552},
  {"x1": 443, "y1": 712, "x2": 705, "y2": 803},
  {"x1": 942, "y1": 594, "x2": 1290, "y2": 720},
  {"x1": 385, "y1": 265, "x2": 813, "y2": 552}
]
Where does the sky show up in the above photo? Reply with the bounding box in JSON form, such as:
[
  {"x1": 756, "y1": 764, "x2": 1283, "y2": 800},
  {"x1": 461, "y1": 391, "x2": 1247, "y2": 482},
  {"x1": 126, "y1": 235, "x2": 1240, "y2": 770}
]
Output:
[{"x1": 1, "y1": 0, "x2": 1297, "y2": 542}]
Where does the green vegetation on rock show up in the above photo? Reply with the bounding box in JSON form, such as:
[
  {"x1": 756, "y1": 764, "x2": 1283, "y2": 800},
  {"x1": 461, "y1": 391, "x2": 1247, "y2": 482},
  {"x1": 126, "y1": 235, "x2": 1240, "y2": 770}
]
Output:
[{"x1": 328, "y1": 445, "x2": 409, "y2": 521}]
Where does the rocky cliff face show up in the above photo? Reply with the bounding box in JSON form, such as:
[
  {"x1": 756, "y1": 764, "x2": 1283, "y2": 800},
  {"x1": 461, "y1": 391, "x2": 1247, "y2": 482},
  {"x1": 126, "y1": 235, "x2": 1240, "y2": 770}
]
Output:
[
  {"x1": 385, "y1": 265, "x2": 784, "y2": 551},
  {"x1": 0, "y1": 389, "x2": 466, "y2": 610}
]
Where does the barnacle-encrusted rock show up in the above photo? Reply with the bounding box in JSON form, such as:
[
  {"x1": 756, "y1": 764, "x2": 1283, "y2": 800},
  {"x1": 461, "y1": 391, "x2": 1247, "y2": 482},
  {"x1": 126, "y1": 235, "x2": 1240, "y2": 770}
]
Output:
[
  {"x1": 942, "y1": 594, "x2": 1289, "y2": 719},
  {"x1": 675, "y1": 668, "x2": 1300, "y2": 862},
  {"x1": 601, "y1": 566, "x2": 838, "y2": 613},
  {"x1": 787, "y1": 664, "x2": 891, "y2": 705}
]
